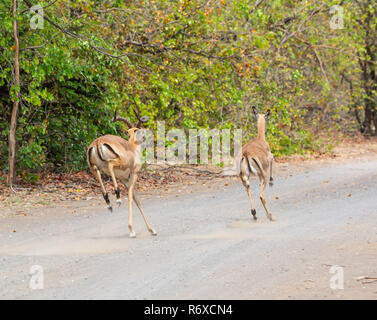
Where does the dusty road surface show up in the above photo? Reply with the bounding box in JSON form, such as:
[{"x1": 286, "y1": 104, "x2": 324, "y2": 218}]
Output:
[{"x1": 0, "y1": 155, "x2": 376, "y2": 299}]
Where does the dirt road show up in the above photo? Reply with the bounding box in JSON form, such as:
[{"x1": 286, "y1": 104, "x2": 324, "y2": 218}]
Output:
[{"x1": 0, "y1": 155, "x2": 376, "y2": 299}]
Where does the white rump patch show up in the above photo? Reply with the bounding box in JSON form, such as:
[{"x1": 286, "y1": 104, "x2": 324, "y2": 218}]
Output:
[
  {"x1": 100, "y1": 144, "x2": 117, "y2": 161},
  {"x1": 247, "y1": 158, "x2": 258, "y2": 175},
  {"x1": 90, "y1": 147, "x2": 101, "y2": 164}
]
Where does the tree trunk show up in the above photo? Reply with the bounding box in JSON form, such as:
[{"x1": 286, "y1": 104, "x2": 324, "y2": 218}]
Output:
[{"x1": 8, "y1": 0, "x2": 20, "y2": 187}]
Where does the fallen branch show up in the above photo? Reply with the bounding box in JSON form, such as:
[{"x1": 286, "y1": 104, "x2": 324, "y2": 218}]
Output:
[
  {"x1": 148, "y1": 164, "x2": 223, "y2": 175},
  {"x1": 356, "y1": 276, "x2": 377, "y2": 284}
]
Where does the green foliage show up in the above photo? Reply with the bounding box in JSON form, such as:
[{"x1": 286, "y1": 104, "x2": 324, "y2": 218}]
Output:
[
  {"x1": 1, "y1": 0, "x2": 376, "y2": 176},
  {"x1": 1, "y1": 0, "x2": 121, "y2": 172}
]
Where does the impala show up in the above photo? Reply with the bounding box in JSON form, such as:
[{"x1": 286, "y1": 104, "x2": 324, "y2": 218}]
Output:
[
  {"x1": 86, "y1": 108, "x2": 156, "y2": 238},
  {"x1": 239, "y1": 106, "x2": 275, "y2": 221}
]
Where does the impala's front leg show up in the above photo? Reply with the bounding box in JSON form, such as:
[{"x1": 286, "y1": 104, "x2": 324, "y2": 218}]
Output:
[
  {"x1": 121, "y1": 177, "x2": 157, "y2": 236},
  {"x1": 127, "y1": 173, "x2": 137, "y2": 238},
  {"x1": 133, "y1": 192, "x2": 157, "y2": 236},
  {"x1": 108, "y1": 163, "x2": 121, "y2": 207}
]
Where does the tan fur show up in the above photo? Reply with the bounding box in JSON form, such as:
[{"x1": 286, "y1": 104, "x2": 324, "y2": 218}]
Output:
[
  {"x1": 239, "y1": 111, "x2": 275, "y2": 221},
  {"x1": 87, "y1": 128, "x2": 156, "y2": 238}
]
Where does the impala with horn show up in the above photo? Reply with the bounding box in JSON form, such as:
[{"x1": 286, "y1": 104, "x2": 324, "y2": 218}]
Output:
[{"x1": 86, "y1": 108, "x2": 156, "y2": 238}]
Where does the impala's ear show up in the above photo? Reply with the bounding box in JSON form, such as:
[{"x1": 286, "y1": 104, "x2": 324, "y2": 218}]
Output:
[
  {"x1": 134, "y1": 128, "x2": 145, "y2": 143},
  {"x1": 252, "y1": 106, "x2": 258, "y2": 119},
  {"x1": 265, "y1": 109, "x2": 271, "y2": 119}
]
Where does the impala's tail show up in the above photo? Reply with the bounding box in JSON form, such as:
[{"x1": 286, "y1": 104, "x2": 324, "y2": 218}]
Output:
[
  {"x1": 87, "y1": 143, "x2": 113, "y2": 212},
  {"x1": 244, "y1": 156, "x2": 262, "y2": 177}
]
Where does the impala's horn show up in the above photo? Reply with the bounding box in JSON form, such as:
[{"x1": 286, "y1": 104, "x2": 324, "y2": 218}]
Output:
[
  {"x1": 112, "y1": 107, "x2": 134, "y2": 128},
  {"x1": 132, "y1": 106, "x2": 149, "y2": 128}
]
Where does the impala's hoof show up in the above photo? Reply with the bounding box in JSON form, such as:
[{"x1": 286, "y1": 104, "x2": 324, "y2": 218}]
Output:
[
  {"x1": 268, "y1": 214, "x2": 276, "y2": 222},
  {"x1": 251, "y1": 208, "x2": 257, "y2": 220},
  {"x1": 269, "y1": 180, "x2": 274, "y2": 187},
  {"x1": 129, "y1": 231, "x2": 136, "y2": 238},
  {"x1": 116, "y1": 199, "x2": 122, "y2": 207},
  {"x1": 107, "y1": 205, "x2": 113, "y2": 213},
  {"x1": 150, "y1": 229, "x2": 157, "y2": 236}
]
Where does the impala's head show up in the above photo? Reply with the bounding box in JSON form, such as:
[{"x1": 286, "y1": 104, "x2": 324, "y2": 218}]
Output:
[
  {"x1": 252, "y1": 106, "x2": 271, "y2": 135},
  {"x1": 252, "y1": 106, "x2": 271, "y2": 124},
  {"x1": 127, "y1": 127, "x2": 145, "y2": 145}
]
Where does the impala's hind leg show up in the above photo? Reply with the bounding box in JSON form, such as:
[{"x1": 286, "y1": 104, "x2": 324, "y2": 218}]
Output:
[
  {"x1": 259, "y1": 177, "x2": 275, "y2": 221},
  {"x1": 240, "y1": 158, "x2": 257, "y2": 220},
  {"x1": 268, "y1": 154, "x2": 274, "y2": 187},
  {"x1": 92, "y1": 166, "x2": 112, "y2": 212}
]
